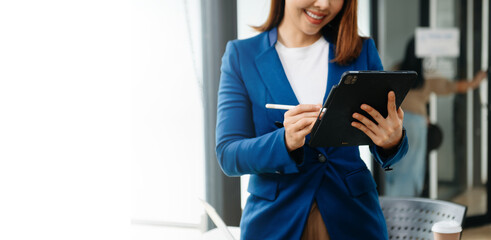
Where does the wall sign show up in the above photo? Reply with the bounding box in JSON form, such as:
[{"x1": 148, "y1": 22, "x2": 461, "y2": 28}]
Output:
[{"x1": 415, "y1": 28, "x2": 460, "y2": 57}]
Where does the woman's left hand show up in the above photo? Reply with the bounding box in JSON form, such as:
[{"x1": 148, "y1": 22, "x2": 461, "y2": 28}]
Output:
[{"x1": 351, "y1": 91, "x2": 404, "y2": 150}]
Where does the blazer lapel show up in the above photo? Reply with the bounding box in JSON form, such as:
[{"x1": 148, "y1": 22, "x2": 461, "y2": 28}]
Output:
[{"x1": 255, "y1": 28, "x2": 299, "y2": 106}]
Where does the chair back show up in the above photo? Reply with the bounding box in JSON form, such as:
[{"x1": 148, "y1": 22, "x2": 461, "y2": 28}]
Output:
[{"x1": 379, "y1": 197, "x2": 467, "y2": 240}]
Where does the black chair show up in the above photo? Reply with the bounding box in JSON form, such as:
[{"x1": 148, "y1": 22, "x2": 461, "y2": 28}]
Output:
[{"x1": 379, "y1": 197, "x2": 467, "y2": 240}]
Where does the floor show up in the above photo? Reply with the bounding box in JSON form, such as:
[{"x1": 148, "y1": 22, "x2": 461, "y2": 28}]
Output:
[
  {"x1": 450, "y1": 187, "x2": 491, "y2": 239},
  {"x1": 131, "y1": 187, "x2": 491, "y2": 239},
  {"x1": 461, "y1": 224, "x2": 491, "y2": 240},
  {"x1": 452, "y1": 187, "x2": 487, "y2": 216},
  {"x1": 132, "y1": 225, "x2": 202, "y2": 240}
]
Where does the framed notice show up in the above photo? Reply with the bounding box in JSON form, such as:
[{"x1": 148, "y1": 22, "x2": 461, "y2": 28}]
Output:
[{"x1": 415, "y1": 28, "x2": 460, "y2": 57}]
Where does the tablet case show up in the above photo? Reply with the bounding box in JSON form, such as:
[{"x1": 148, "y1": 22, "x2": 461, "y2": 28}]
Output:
[{"x1": 309, "y1": 71, "x2": 417, "y2": 147}]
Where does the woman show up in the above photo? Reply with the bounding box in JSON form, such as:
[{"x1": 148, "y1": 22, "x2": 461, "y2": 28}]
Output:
[
  {"x1": 216, "y1": 0, "x2": 408, "y2": 239},
  {"x1": 384, "y1": 37, "x2": 487, "y2": 197}
]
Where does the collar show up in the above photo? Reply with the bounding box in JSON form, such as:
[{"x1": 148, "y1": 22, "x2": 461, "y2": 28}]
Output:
[{"x1": 267, "y1": 27, "x2": 333, "y2": 47}]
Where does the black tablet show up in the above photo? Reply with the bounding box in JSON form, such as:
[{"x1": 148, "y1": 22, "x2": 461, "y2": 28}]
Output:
[{"x1": 309, "y1": 71, "x2": 417, "y2": 147}]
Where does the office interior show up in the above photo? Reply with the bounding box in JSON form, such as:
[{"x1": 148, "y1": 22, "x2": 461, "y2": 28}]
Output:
[{"x1": 131, "y1": 0, "x2": 491, "y2": 239}]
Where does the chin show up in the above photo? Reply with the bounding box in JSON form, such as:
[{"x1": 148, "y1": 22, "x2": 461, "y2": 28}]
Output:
[{"x1": 301, "y1": 26, "x2": 324, "y2": 36}]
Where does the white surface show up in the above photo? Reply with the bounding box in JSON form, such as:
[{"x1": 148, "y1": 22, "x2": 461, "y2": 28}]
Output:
[
  {"x1": 132, "y1": 225, "x2": 201, "y2": 240},
  {"x1": 480, "y1": 0, "x2": 489, "y2": 184},
  {"x1": 131, "y1": 225, "x2": 239, "y2": 240},
  {"x1": 357, "y1": 0, "x2": 371, "y2": 37},
  {"x1": 431, "y1": 220, "x2": 462, "y2": 234},
  {"x1": 131, "y1": 0, "x2": 205, "y2": 224},
  {"x1": 359, "y1": 145, "x2": 372, "y2": 172},
  {"x1": 0, "y1": 1, "x2": 131, "y2": 239},
  {"x1": 202, "y1": 227, "x2": 241, "y2": 240},
  {"x1": 200, "y1": 199, "x2": 236, "y2": 240},
  {"x1": 415, "y1": 28, "x2": 460, "y2": 57},
  {"x1": 237, "y1": 0, "x2": 270, "y2": 40}
]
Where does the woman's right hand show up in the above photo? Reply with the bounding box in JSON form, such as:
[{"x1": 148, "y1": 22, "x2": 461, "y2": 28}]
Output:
[
  {"x1": 471, "y1": 70, "x2": 488, "y2": 88},
  {"x1": 283, "y1": 104, "x2": 322, "y2": 152},
  {"x1": 456, "y1": 70, "x2": 487, "y2": 93}
]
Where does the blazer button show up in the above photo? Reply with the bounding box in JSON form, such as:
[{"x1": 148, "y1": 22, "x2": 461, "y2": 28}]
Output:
[{"x1": 317, "y1": 154, "x2": 327, "y2": 163}]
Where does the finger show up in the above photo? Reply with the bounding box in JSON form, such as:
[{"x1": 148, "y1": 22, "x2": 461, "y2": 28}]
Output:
[
  {"x1": 477, "y1": 71, "x2": 487, "y2": 80},
  {"x1": 285, "y1": 104, "x2": 321, "y2": 117},
  {"x1": 479, "y1": 70, "x2": 487, "y2": 77},
  {"x1": 351, "y1": 121, "x2": 377, "y2": 140},
  {"x1": 360, "y1": 104, "x2": 385, "y2": 125},
  {"x1": 387, "y1": 91, "x2": 397, "y2": 117},
  {"x1": 352, "y1": 112, "x2": 381, "y2": 134},
  {"x1": 296, "y1": 120, "x2": 317, "y2": 138},
  {"x1": 288, "y1": 111, "x2": 323, "y2": 125},
  {"x1": 294, "y1": 117, "x2": 317, "y2": 131},
  {"x1": 397, "y1": 107, "x2": 404, "y2": 120}
]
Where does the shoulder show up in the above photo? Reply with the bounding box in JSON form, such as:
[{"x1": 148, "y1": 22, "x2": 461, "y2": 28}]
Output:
[
  {"x1": 361, "y1": 38, "x2": 379, "y2": 55},
  {"x1": 223, "y1": 31, "x2": 270, "y2": 69},
  {"x1": 358, "y1": 37, "x2": 383, "y2": 70},
  {"x1": 227, "y1": 31, "x2": 269, "y2": 53}
]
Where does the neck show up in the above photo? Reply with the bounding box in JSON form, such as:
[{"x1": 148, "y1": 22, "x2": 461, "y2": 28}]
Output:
[{"x1": 277, "y1": 21, "x2": 322, "y2": 48}]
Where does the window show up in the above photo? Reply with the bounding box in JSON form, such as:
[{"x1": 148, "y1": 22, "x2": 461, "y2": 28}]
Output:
[{"x1": 131, "y1": 0, "x2": 204, "y2": 239}]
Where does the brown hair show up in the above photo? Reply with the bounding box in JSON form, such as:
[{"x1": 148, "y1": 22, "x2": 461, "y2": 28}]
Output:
[{"x1": 253, "y1": 0, "x2": 363, "y2": 65}]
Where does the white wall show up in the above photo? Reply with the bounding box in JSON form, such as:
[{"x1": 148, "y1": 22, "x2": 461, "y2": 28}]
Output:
[
  {"x1": 0, "y1": 1, "x2": 131, "y2": 239},
  {"x1": 131, "y1": 0, "x2": 205, "y2": 234}
]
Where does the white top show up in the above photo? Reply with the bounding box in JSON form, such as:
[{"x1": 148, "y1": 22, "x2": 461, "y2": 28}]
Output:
[{"x1": 275, "y1": 37, "x2": 329, "y2": 105}]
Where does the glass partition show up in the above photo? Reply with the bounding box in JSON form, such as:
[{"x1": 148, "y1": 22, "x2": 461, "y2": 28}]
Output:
[{"x1": 375, "y1": 0, "x2": 489, "y2": 224}]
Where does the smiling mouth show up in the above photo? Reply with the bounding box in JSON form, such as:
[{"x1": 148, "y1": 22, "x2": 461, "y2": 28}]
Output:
[
  {"x1": 304, "y1": 10, "x2": 326, "y2": 20},
  {"x1": 303, "y1": 9, "x2": 327, "y2": 25}
]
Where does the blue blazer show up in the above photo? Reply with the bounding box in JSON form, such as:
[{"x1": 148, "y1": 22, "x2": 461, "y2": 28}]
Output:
[{"x1": 216, "y1": 28, "x2": 408, "y2": 240}]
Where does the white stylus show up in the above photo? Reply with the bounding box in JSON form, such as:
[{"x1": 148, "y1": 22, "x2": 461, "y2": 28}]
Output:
[
  {"x1": 265, "y1": 103, "x2": 326, "y2": 112},
  {"x1": 265, "y1": 104, "x2": 296, "y2": 110}
]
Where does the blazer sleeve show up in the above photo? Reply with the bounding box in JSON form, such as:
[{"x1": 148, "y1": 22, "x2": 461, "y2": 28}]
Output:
[
  {"x1": 365, "y1": 38, "x2": 409, "y2": 168},
  {"x1": 215, "y1": 41, "x2": 300, "y2": 177}
]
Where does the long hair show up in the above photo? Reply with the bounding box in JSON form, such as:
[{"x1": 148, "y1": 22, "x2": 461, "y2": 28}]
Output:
[
  {"x1": 400, "y1": 37, "x2": 424, "y2": 89},
  {"x1": 253, "y1": 0, "x2": 363, "y2": 65}
]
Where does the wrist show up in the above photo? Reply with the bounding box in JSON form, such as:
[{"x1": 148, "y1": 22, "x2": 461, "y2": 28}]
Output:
[
  {"x1": 382, "y1": 131, "x2": 403, "y2": 150},
  {"x1": 378, "y1": 129, "x2": 406, "y2": 157},
  {"x1": 284, "y1": 133, "x2": 299, "y2": 152}
]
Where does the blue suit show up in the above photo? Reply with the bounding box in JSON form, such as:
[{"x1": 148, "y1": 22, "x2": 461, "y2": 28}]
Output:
[{"x1": 216, "y1": 28, "x2": 408, "y2": 240}]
